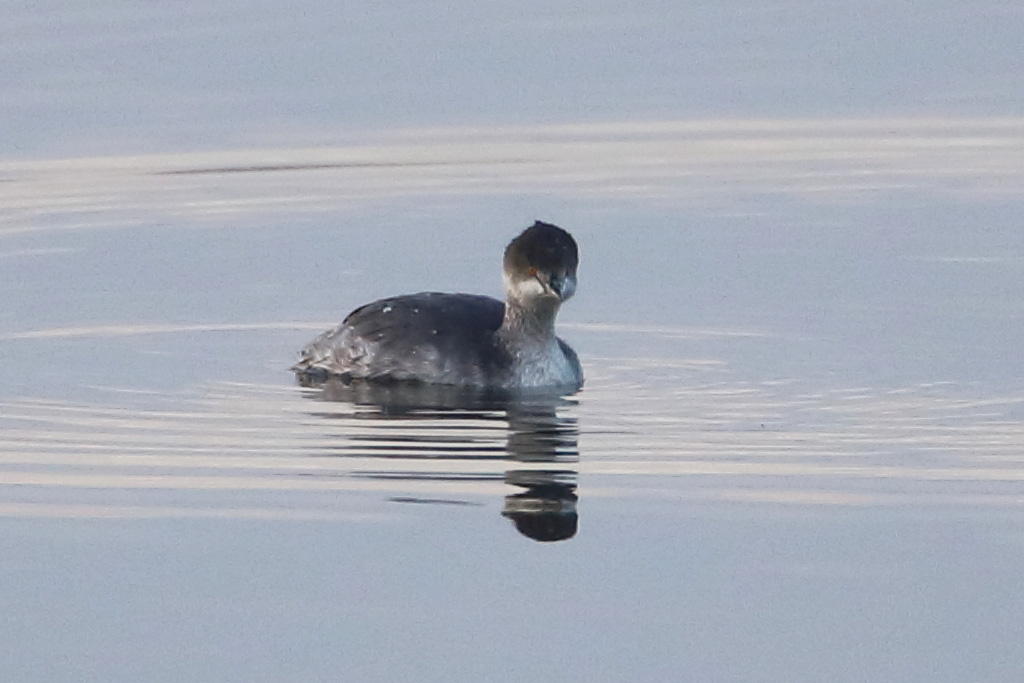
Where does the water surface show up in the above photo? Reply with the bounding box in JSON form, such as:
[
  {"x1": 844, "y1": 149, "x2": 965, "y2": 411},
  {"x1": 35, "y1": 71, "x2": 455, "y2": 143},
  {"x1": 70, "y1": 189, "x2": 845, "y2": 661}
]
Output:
[{"x1": 3, "y1": 4, "x2": 1024, "y2": 682}]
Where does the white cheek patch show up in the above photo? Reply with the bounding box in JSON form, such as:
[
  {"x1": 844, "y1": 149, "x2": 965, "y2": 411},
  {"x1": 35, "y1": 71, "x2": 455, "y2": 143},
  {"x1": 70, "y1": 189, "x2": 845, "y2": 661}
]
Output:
[
  {"x1": 520, "y1": 277, "x2": 548, "y2": 298},
  {"x1": 504, "y1": 272, "x2": 548, "y2": 300}
]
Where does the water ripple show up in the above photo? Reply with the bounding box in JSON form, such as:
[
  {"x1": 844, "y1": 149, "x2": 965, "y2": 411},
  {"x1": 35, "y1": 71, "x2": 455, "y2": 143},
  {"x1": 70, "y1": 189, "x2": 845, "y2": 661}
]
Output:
[{"x1": 2, "y1": 363, "x2": 1023, "y2": 537}]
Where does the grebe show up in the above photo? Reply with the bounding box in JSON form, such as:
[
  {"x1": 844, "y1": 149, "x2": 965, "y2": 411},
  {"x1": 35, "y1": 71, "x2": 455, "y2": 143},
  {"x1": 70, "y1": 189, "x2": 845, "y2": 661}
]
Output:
[{"x1": 293, "y1": 221, "x2": 582, "y2": 391}]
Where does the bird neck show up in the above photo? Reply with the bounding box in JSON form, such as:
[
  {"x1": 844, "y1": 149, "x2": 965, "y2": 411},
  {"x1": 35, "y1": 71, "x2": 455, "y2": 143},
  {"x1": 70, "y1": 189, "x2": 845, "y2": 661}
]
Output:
[{"x1": 500, "y1": 298, "x2": 560, "y2": 342}]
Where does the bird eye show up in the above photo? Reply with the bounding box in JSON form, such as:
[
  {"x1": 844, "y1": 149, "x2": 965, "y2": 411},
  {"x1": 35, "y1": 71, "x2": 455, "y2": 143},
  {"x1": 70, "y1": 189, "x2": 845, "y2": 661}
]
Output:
[{"x1": 528, "y1": 267, "x2": 537, "y2": 276}]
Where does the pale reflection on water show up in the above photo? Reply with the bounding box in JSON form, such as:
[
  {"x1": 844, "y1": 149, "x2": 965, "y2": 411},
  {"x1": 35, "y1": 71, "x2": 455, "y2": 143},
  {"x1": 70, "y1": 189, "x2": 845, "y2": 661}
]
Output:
[
  {"x1": 4, "y1": 117, "x2": 1024, "y2": 237},
  {"x1": 0, "y1": 367, "x2": 590, "y2": 541},
  {"x1": 3, "y1": 351, "x2": 1023, "y2": 528},
  {"x1": 299, "y1": 378, "x2": 581, "y2": 542}
]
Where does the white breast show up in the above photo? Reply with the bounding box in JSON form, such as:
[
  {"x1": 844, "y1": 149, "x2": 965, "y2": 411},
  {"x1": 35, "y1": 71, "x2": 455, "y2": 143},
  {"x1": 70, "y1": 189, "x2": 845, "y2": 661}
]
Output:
[{"x1": 512, "y1": 339, "x2": 578, "y2": 388}]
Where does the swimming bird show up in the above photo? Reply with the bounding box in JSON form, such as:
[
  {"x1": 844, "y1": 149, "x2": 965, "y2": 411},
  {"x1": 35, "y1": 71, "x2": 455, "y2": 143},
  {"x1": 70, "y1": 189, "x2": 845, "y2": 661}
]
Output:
[{"x1": 293, "y1": 221, "x2": 582, "y2": 391}]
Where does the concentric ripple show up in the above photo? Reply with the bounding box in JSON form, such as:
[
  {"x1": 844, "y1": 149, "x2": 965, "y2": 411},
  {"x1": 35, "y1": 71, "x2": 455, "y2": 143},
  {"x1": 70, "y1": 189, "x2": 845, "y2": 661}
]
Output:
[{"x1": 3, "y1": 359, "x2": 1023, "y2": 531}]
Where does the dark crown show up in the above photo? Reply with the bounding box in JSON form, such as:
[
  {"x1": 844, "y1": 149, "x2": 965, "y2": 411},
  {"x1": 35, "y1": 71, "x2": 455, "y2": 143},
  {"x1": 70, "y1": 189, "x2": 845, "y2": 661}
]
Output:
[{"x1": 504, "y1": 221, "x2": 579, "y2": 273}]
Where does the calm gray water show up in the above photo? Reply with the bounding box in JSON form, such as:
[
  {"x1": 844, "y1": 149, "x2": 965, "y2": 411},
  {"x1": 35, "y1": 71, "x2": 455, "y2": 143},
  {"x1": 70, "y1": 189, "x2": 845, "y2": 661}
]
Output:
[{"x1": 3, "y1": 4, "x2": 1024, "y2": 683}]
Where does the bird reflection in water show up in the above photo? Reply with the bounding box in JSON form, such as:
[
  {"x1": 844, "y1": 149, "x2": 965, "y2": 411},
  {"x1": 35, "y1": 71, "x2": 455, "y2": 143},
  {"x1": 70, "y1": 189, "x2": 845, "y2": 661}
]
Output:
[{"x1": 299, "y1": 377, "x2": 580, "y2": 542}]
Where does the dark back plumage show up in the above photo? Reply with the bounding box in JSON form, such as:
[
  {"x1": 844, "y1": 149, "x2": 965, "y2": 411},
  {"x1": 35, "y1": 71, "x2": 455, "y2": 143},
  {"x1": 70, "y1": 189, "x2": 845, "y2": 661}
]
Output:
[
  {"x1": 342, "y1": 292, "x2": 504, "y2": 342},
  {"x1": 296, "y1": 292, "x2": 511, "y2": 384}
]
